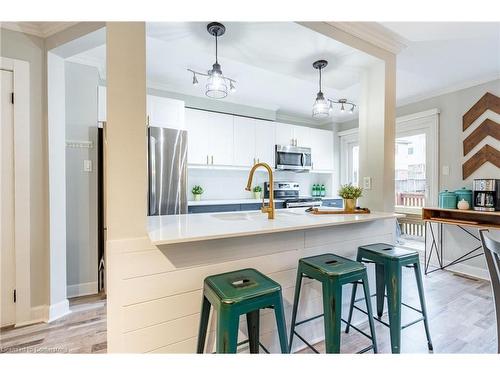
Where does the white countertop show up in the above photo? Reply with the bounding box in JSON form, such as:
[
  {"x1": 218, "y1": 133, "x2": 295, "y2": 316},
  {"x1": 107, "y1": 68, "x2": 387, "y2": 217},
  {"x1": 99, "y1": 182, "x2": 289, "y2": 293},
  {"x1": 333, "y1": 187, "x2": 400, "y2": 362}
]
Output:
[
  {"x1": 148, "y1": 208, "x2": 403, "y2": 245},
  {"x1": 187, "y1": 197, "x2": 342, "y2": 206}
]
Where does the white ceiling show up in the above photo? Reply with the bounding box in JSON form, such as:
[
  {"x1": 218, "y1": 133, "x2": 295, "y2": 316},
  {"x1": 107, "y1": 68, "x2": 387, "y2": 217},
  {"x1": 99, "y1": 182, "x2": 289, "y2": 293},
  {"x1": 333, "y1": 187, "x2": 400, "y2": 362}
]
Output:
[
  {"x1": 382, "y1": 22, "x2": 500, "y2": 105},
  {"x1": 68, "y1": 22, "x2": 379, "y2": 123}
]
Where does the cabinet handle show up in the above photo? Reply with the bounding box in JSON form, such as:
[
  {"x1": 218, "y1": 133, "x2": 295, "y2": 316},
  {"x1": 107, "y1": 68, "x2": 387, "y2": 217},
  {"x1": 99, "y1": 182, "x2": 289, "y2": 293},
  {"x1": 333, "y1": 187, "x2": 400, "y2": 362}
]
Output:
[
  {"x1": 147, "y1": 115, "x2": 150, "y2": 126},
  {"x1": 211, "y1": 155, "x2": 214, "y2": 164},
  {"x1": 206, "y1": 155, "x2": 209, "y2": 165},
  {"x1": 253, "y1": 157, "x2": 256, "y2": 165},
  {"x1": 257, "y1": 158, "x2": 260, "y2": 163}
]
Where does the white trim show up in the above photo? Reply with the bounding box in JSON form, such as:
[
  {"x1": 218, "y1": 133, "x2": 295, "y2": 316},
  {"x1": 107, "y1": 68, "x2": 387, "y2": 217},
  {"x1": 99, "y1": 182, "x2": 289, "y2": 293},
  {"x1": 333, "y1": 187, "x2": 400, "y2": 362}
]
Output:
[
  {"x1": 0, "y1": 22, "x2": 77, "y2": 38},
  {"x1": 397, "y1": 73, "x2": 500, "y2": 107},
  {"x1": 337, "y1": 128, "x2": 359, "y2": 137},
  {"x1": 0, "y1": 57, "x2": 31, "y2": 327},
  {"x1": 396, "y1": 108, "x2": 440, "y2": 124},
  {"x1": 328, "y1": 22, "x2": 408, "y2": 54},
  {"x1": 67, "y1": 281, "x2": 98, "y2": 298},
  {"x1": 48, "y1": 299, "x2": 70, "y2": 323}
]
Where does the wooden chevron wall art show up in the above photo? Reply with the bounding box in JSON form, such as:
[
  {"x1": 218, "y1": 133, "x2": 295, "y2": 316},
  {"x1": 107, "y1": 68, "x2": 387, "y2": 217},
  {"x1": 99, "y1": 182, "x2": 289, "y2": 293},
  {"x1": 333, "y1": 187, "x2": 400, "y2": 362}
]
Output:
[{"x1": 462, "y1": 92, "x2": 500, "y2": 179}]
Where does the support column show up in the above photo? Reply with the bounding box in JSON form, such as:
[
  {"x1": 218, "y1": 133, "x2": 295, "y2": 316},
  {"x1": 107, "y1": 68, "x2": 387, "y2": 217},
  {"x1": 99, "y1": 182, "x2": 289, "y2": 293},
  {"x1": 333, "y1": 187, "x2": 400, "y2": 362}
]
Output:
[
  {"x1": 358, "y1": 57, "x2": 396, "y2": 212},
  {"x1": 106, "y1": 22, "x2": 147, "y2": 352}
]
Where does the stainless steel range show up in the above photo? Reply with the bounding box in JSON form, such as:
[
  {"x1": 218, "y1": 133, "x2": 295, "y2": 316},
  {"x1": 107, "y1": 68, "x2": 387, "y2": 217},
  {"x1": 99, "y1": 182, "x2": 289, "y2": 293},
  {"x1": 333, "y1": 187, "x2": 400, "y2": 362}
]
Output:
[{"x1": 264, "y1": 181, "x2": 322, "y2": 208}]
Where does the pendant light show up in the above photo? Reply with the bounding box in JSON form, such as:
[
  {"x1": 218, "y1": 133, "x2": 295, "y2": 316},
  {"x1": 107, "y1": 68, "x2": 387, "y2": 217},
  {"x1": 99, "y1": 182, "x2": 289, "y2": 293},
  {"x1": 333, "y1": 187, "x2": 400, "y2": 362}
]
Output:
[
  {"x1": 312, "y1": 60, "x2": 330, "y2": 119},
  {"x1": 311, "y1": 59, "x2": 357, "y2": 119},
  {"x1": 187, "y1": 22, "x2": 236, "y2": 99}
]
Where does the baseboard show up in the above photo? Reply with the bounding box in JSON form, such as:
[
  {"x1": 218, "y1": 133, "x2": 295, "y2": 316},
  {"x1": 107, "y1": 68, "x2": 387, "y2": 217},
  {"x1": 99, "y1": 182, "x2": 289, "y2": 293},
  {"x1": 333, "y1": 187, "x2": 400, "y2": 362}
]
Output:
[
  {"x1": 48, "y1": 299, "x2": 70, "y2": 322},
  {"x1": 67, "y1": 281, "x2": 98, "y2": 298}
]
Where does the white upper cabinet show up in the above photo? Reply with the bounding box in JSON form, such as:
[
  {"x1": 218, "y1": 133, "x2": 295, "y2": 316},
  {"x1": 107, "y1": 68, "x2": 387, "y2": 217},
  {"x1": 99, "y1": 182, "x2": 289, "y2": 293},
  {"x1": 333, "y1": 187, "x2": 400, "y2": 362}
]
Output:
[
  {"x1": 147, "y1": 95, "x2": 185, "y2": 129},
  {"x1": 254, "y1": 120, "x2": 275, "y2": 166},
  {"x1": 275, "y1": 122, "x2": 295, "y2": 146},
  {"x1": 233, "y1": 116, "x2": 257, "y2": 167},
  {"x1": 185, "y1": 108, "x2": 234, "y2": 166},
  {"x1": 309, "y1": 127, "x2": 334, "y2": 171},
  {"x1": 293, "y1": 125, "x2": 311, "y2": 148},
  {"x1": 97, "y1": 86, "x2": 106, "y2": 122},
  {"x1": 185, "y1": 108, "x2": 210, "y2": 165},
  {"x1": 207, "y1": 111, "x2": 234, "y2": 166}
]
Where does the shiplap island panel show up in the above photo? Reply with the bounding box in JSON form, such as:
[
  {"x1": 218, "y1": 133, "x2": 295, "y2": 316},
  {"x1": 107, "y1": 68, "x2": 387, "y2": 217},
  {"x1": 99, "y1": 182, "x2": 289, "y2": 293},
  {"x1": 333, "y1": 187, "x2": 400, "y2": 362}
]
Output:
[{"x1": 107, "y1": 209, "x2": 400, "y2": 353}]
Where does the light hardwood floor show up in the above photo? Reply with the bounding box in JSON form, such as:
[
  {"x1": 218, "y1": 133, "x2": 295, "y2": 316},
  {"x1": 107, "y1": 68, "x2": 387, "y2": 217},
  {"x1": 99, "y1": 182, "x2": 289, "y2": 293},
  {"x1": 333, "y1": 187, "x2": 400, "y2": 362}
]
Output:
[{"x1": 0, "y1": 270, "x2": 497, "y2": 354}]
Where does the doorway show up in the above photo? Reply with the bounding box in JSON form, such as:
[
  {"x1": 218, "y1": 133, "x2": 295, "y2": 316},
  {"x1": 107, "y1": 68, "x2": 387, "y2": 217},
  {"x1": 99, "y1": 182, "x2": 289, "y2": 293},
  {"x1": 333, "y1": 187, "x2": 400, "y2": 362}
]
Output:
[
  {"x1": 395, "y1": 109, "x2": 439, "y2": 249},
  {"x1": 1, "y1": 69, "x2": 16, "y2": 327}
]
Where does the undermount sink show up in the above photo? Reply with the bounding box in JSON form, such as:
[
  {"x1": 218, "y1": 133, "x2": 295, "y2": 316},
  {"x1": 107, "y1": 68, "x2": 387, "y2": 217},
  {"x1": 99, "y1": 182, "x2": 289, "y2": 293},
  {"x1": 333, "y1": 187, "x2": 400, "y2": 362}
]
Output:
[{"x1": 211, "y1": 210, "x2": 305, "y2": 221}]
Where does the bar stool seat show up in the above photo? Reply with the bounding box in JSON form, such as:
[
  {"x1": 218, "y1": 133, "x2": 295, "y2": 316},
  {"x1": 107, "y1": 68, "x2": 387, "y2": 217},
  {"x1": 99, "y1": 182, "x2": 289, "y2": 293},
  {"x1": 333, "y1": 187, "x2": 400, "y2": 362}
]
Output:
[
  {"x1": 346, "y1": 243, "x2": 433, "y2": 353},
  {"x1": 289, "y1": 253, "x2": 378, "y2": 354},
  {"x1": 197, "y1": 268, "x2": 288, "y2": 354}
]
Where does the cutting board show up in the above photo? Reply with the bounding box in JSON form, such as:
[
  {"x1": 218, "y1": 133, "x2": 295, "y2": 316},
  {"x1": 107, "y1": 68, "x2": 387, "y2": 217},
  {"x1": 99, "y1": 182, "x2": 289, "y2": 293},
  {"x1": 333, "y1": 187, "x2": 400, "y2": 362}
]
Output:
[{"x1": 307, "y1": 207, "x2": 371, "y2": 215}]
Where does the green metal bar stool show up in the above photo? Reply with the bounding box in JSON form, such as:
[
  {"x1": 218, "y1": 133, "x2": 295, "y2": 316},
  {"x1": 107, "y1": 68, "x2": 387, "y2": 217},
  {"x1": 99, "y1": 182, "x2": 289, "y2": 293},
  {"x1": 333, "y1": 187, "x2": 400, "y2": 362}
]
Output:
[
  {"x1": 346, "y1": 243, "x2": 433, "y2": 353},
  {"x1": 197, "y1": 268, "x2": 289, "y2": 354},
  {"x1": 289, "y1": 254, "x2": 378, "y2": 354}
]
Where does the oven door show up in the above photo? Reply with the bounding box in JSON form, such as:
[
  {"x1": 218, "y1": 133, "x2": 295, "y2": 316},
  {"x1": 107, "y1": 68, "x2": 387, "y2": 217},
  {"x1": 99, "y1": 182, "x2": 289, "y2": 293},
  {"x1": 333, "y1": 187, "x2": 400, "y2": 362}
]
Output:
[{"x1": 275, "y1": 145, "x2": 312, "y2": 171}]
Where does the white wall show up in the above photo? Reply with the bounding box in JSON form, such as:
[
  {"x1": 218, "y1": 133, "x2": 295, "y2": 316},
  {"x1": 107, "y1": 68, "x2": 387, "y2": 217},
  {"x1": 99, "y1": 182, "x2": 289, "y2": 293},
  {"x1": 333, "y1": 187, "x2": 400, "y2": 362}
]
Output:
[
  {"x1": 47, "y1": 52, "x2": 69, "y2": 320},
  {"x1": 65, "y1": 61, "x2": 99, "y2": 297}
]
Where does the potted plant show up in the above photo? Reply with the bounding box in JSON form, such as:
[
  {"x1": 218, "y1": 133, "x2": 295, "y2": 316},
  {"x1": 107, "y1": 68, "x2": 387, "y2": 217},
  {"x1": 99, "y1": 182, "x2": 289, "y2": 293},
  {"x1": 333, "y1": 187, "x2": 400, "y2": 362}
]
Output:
[
  {"x1": 192, "y1": 185, "x2": 204, "y2": 201},
  {"x1": 253, "y1": 185, "x2": 262, "y2": 200},
  {"x1": 338, "y1": 183, "x2": 363, "y2": 212}
]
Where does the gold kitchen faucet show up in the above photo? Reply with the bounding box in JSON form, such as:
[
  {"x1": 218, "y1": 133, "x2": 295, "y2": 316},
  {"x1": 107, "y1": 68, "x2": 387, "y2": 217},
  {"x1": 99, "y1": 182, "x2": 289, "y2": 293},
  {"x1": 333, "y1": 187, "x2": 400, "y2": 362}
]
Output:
[{"x1": 245, "y1": 162, "x2": 275, "y2": 219}]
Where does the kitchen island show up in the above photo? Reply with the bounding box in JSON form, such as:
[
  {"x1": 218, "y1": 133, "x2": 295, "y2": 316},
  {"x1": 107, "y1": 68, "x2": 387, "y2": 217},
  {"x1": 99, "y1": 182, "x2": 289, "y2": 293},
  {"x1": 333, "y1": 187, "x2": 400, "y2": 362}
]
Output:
[{"x1": 109, "y1": 209, "x2": 402, "y2": 353}]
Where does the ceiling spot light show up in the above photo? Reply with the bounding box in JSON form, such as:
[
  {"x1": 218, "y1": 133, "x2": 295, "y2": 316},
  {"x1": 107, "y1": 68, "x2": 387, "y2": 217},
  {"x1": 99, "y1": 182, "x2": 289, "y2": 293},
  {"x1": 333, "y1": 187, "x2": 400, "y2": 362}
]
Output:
[{"x1": 187, "y1": 22, "x2": 236, "y2": 100}]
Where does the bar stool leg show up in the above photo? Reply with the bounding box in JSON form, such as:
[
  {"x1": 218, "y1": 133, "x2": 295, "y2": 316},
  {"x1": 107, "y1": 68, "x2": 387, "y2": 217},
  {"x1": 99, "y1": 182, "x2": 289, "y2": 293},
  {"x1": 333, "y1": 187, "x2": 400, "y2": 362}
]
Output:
[
  {"x1": 288, "y1": 268, "x2": 304, "y2": 351},
  {"x1": 345, "y1": 281, "x2": 358, "y2": 334},
  {"x1": 216, "y1": 310, "x2": 239, "y2": 353},
  {"x1": 361, "y1": 274, "x2": 378, "y2": 353},
  {"x1": 273, "y1": 294, "x2": 290, "y2": 354},
  {"x1": 197, "y1": 296, "x2": 211, "y2": 353},
  {"x1": 385, "y1": 262, "x2": 402, "y2": 353},
  {"x1": 246, "y1": 310, "x2": 260, "y2": 353},
  {"x1": 375, "y1": 264, "x2": 386, "y2": 318},
  {"x1": 322, "y1": 281, "x2": 342, "y2": 353},
  {"x1": 413, "y1": 261, "x2": 433, "y2": 351}
]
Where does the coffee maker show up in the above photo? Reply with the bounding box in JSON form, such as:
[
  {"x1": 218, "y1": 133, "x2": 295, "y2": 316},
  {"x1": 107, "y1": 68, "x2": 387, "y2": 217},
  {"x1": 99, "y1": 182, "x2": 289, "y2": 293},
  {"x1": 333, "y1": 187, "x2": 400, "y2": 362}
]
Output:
[{"x1": 473, "y1": 179, "x2": 500, "y2": 211}]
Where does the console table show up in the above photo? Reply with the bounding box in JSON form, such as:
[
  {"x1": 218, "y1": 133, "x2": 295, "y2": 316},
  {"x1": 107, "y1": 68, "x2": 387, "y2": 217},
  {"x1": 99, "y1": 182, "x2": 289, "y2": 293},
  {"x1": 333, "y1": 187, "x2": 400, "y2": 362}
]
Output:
[{"x1": 422, "y1": 207, "x2": 500, "y2": 275}]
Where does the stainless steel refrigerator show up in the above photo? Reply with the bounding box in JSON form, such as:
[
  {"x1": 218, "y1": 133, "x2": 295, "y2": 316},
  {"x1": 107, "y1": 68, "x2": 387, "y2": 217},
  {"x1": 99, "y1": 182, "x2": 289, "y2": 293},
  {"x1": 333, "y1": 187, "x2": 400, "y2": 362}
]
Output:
[{"x1": 148, "y1": 126, "x2": 188, "y2": 215}]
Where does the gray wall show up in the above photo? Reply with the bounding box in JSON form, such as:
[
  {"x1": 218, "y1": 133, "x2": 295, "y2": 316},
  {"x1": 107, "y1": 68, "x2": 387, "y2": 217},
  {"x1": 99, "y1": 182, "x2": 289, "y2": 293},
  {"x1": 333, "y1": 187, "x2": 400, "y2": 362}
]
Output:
[
  {"x1": 1, "y1": 28, "x2": 48, "y2": 308},
  {"x1": 397, "y1": 79, "x2": 500, "y2": 191},
  {"x1": 65, "y1": 62, "x2": 99, "y2": 296}
]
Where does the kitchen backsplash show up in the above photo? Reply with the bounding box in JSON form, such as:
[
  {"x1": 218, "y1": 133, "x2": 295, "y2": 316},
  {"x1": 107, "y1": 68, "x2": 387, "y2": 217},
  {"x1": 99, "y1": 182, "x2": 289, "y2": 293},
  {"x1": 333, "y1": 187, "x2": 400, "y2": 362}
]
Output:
[{"x1": 188, "y1": 168, "x2": 333, "y2": 200}]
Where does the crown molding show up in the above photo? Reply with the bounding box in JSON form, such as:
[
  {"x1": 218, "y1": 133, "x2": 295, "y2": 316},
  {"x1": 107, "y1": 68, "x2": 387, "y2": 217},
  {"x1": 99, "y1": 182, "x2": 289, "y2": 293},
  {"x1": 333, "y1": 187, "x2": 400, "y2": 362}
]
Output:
[
  {"x1": 0, "y1": 22, "x2": 77, "y2": 38},
  {"x1": 330, "y1": 22, "x2": 408, "y2": 55}
]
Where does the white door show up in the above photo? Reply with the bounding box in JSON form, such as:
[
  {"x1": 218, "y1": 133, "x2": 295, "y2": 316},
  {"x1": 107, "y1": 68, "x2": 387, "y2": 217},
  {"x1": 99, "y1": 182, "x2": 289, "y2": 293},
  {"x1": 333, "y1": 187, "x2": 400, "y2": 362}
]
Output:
[
  {"x1": 185, "y1": 108, "x2": 210, "y2": 165},
  {"x1": 1, "y1": 69, "x2": 16, "y2": 327},
  {"x1": 207, "y1": 112, "x2": 233, "y2": 166},
  {"x1": 233, "y1": 116, "x2": 256, "y2": 167},
  {"x1": 255, "y1": 120, "x2": 275, "y2": 166}
]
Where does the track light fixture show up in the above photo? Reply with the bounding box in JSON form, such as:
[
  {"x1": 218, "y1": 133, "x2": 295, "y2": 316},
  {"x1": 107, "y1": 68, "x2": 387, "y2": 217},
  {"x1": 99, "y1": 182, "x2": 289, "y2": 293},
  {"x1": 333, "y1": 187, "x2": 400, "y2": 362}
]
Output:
[
  {"x1": 187, "y1": 22, "x2": 236, "y2": 99},
  {"x1": 311, "y1": 60, "x2": 356, "y2": 119}
]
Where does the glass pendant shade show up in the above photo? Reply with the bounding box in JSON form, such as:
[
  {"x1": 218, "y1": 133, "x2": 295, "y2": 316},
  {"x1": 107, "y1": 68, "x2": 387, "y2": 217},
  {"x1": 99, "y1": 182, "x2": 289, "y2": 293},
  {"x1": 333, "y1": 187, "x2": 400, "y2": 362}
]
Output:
[
  {"x1": 312, "y1": 92, "x2": 330, "y2": 119},
  {"x1": 205, "y1": 64, "x2": 227, "y2": 99}
]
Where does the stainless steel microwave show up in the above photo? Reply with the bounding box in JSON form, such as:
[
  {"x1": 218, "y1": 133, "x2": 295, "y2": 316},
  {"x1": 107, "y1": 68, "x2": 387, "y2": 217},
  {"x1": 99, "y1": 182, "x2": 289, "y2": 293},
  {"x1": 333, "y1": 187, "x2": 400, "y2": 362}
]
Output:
[{"x1": 275, "y1": 145, "x2": 312, "y2": 171}]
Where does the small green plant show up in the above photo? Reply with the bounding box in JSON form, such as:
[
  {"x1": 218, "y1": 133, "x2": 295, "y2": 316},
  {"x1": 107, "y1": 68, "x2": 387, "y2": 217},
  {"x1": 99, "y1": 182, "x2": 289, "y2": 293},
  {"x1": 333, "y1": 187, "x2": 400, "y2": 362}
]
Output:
[
  {"x1": 252, "y1": 185, "x2": 262, "y2": 193},
  {"x1": 338, "y1": 183, "x2": 363, "y2": 200},
  {"x1": 192, "y1": 185, "x2": 204, "y2": 195}
]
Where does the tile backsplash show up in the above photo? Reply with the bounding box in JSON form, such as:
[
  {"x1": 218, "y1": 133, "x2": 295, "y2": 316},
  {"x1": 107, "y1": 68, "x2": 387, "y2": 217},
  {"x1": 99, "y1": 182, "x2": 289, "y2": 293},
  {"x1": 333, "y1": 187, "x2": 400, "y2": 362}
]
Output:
[{"x1": 188, "y1": 168, "x2": 333, "y2": 200}]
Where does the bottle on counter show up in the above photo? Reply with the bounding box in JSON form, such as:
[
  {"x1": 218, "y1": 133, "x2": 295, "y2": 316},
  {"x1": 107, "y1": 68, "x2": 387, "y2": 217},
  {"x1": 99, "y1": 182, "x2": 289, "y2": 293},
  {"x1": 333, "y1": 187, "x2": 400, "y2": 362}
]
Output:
[
  {"x1": 320, "y1": 184, "x2": 326, "y2": 197},
  {"x1": 312, "y1": 184, "x2": 318, "y2": 197}
]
